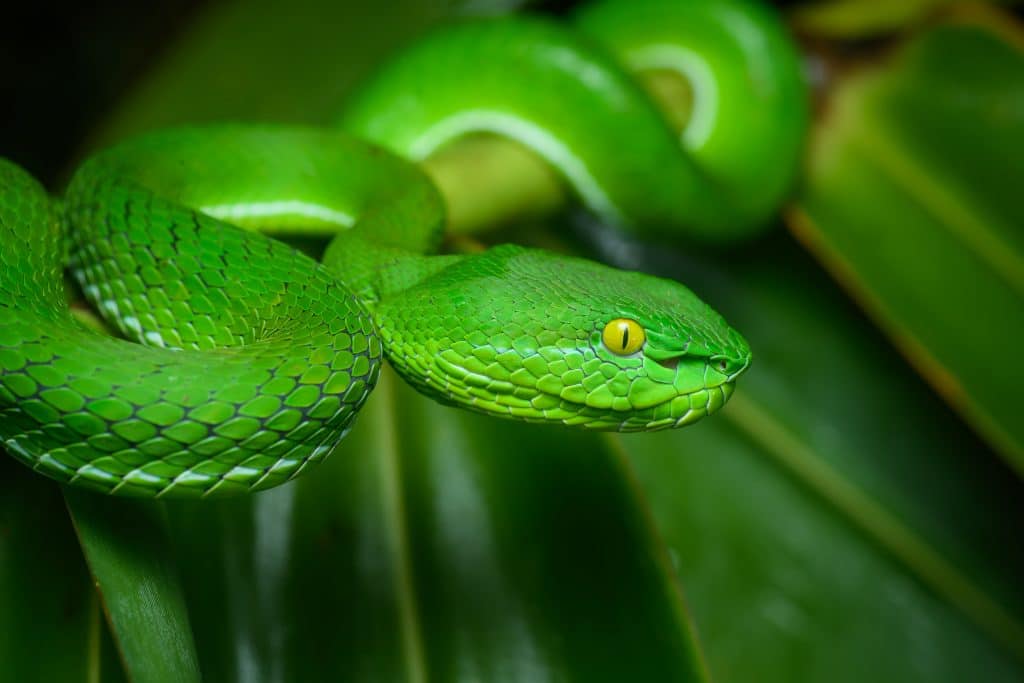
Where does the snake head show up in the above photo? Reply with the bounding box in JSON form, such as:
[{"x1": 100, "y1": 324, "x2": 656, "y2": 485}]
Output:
[{"x1": 376, "y1": 244, "x2": 751, "y2": 431}]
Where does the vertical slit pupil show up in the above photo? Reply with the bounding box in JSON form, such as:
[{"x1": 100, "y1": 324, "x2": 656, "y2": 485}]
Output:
[{"x1": 621, "y1": 326, "x2": 629, "y2": 350}]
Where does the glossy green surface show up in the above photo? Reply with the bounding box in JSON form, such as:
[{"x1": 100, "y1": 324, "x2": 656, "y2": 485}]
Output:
[
  {"x1": 367, "y1": 244, "x2": 749, "y2": 431},
  {"x1": 1, "y1": 123, "x2": 748, "y2": 496},
  {"x1": 0, "y1": 141, "x2": 382, "y2": 498},
  {"x1": 0, "y1": 0, "x2": 815, "y2": 497},
  {"x1": 66, "y1": 490, "x2": 201, "y2": 682},
  {"x1": 9, "y1": 1, "x2": 1017, "y2": 681},
  {"x1": 574, "y1": 0, "x2": 807, "y2": 234},
  {"x1": 77, "y1": 231, "x2": 1024, "y2": 681},
  {"x1": 342, "y1": 0, "x2": 808, "y2": 240},
  {"x1": 796, "y1": 20, "x2": 1024, "y2": 474}
]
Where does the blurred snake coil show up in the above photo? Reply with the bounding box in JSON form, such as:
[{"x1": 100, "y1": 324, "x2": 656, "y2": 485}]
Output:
[{"x1": 0, "y1": 0, "x2": 807, "y2": 498}]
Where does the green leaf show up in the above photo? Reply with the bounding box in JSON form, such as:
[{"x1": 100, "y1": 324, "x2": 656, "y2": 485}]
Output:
[
  {"x1": 75, "y1": 3, "x2": 710, "y2": 679},
  {"x1": 157, "y1": 387, "x2": 408, "y2": 682},
  {"x1": 18, "y1": 0, "x2": 1021, "y2": 680},
  {"x1": 65, "y1": 491, "x2": 201, "y2": 682},
  {"x1": 0, "y1": 459, "x2": 100, "y2": 681},
  {"x1": 65, "y1": 0, "x2": 521, "y2": 677},
  {"x1": 389, "y1": 374, "x2": 711, "y2": 682},
  {"x1": 587, "y1": 229, "x2": 1024, "y2": 680},
  {"x1": 793, "y1": 13, "x2": 1024, "y2": 475},
  {"x1": 158, "y1": 372, "x2": 712, "y2": 681}
]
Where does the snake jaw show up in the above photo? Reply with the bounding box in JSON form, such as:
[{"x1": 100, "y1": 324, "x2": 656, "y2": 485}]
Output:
[
  {"x1": 669, "y1": 382, "x2": 736, "y2": 429},
  {"x1": 614, "y1": 345, "x2": 751, "y2": 431},
  {"x1": 386, "y1": 328, "x2": 751, "y2": 435},
  {"x1": 374, "y1": 244, "x2": 754, "y2": 434}
]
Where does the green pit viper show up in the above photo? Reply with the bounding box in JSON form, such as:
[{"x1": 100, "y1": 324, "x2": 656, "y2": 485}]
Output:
[{"x1": 0, "y1": 0, "x2": 807, "y2": 497}]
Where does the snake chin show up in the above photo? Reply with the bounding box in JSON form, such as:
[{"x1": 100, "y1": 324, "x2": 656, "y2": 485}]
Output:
[
  {"x1": 386, "y1": 344, "x2": 751, "y2": 434},
  {"x1": 666, "y1": 381, "x2": 736, "y2": 430}
]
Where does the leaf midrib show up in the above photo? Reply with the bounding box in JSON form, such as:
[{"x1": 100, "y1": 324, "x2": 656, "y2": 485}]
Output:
[
  {"x1": 722, "y1": 390, "x2": 1024, "y2": 663},
  {"x1": 852, "y1": 119, "x2": 1024, "y2": 299}
]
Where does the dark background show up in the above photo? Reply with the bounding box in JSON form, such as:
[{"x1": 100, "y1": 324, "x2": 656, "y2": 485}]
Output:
[{"x1": 2, "y1": 1, "x2": 205, "y2": 182}]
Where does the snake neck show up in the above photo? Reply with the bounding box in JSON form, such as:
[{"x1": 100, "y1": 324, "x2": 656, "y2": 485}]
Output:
[
  {"x1": 372, "y1": 252, "x2": 466, "y2": 304},
  {"x1": 322, "y1": 231, "x2": 465, "y2": 310}
]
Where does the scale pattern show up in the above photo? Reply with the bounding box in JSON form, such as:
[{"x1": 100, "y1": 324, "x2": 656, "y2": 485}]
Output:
[
  {"x1": 0, "y1": 0, "x2": 806, "y2": 496},
  {"x1": 0, "y1": 156, "x2": 379, "y2": 498},
  {"x1": 373, "y1": 245, "x2": 749, "y2": 431}
]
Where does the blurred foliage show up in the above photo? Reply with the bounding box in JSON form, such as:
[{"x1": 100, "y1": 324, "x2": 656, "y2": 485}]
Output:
[
  {"x1": 795, "y1": 10, "x2": 1024, "y2": 474},
  {"x1": 791, "y1": 0, "x2": 964, "y2": 38},
  {"x1": 1, "y1": 0, "x2": 1023, "y2": 681},
  {"x1": 598, "y1": 229, "x2": 1024, "y2": 681}
]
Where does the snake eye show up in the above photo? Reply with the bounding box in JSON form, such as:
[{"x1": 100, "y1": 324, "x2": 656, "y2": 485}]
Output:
[{"x1": 602, "y1": 318, "x2": 645, "y2": 355}]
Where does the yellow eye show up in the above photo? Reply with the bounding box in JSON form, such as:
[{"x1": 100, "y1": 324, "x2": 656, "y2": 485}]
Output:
[{"x1": 602, "y1": 318, "x2": 645, "y2": 355}]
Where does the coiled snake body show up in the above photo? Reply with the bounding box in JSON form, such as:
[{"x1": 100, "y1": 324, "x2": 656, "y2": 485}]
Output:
[{"x1": 0, "y1": 0, "x2": 805, "y2": 497}]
